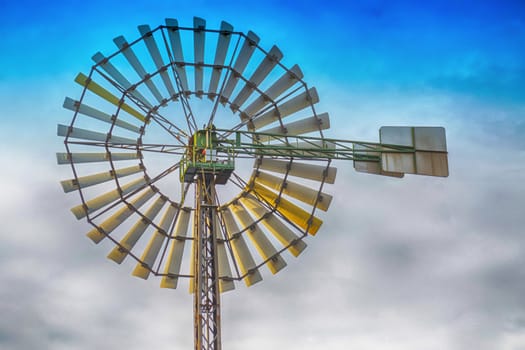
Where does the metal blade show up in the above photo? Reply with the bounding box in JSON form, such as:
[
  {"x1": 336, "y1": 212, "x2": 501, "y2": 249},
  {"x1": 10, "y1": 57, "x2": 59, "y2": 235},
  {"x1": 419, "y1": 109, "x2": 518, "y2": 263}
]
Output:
[
  {"x1": 160, "y1": 208, "x2": 191, "y2": 289},
  {"x1": 132, "y1": 204, "x2": 178, "y2": 279},
  {"x1": 256, "y1": 112, "x2": 330, "y2": 142},
  {"x1": 208, "y1": 21, "x2": 234, "y2": 99},
  {"x1": 239, "y1": 194, "x2": 307, "y2": 257},
  {"x1": 219, "y1": 31, "x2": 260, "y2": 104},
  {"x1": 57, "y1": 124, "x2": 137, "y2": 144},
  {"x1": 231, "y1": 45, "x2": 283, "y2": 112},
  {"x1": 230, "y1": 201, "x2": 287, "y2": 274},
  {"x1": 70, "y1": 177, "x2": 147, "y2": 219},
  {"x1": 253, "y1": 170, "x2": 333, "y2": 211},
  {"x1": 113, "y1": 36, "x2": 165, "y2": 104},
  {"x1": 165, "y1": 18, "x2": 190, "y2": 94},
  {"x1": 63, "y1": 97, "x2": 141, "y2": 133},
  {"x1": 193, "y1": 17, "x2": 206, "y2": 97},
  {"x1": 61, "y1": 164, "x2": 143, "y2": 193},
  {"x1": 75, "y1": 73, "x2": 147, "y2": 123},
  {"x1": 56, "y1": 152, "x2": 141, "y2": 164},
  {"x1": 215, "y1": 210, "x2": 235, "y2": 293},
  {"x1": 250, "y1": 87, "x2": 319, "y2": 130},
  {"x1": 106, "y1": 195, "x2": 167, "y2": 264},
  {"x1": 86, "y1": 187, "x2": 156, "y2": 243},
  {"x1": 240, "y1": 64, "x2": 303, "y2": 119},
  {"x1": 221, "y1": 208, "x2": 262, "y2": 286},
  {"x1": 256, "y1": 158, "x2": 337, "y2": 184}
]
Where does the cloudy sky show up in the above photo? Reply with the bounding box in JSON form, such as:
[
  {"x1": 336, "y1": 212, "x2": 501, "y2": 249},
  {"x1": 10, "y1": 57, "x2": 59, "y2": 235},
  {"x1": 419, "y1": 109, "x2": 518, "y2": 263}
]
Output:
[{"x1": 1, "y1": 1, "x2": 525, "y2": 349}]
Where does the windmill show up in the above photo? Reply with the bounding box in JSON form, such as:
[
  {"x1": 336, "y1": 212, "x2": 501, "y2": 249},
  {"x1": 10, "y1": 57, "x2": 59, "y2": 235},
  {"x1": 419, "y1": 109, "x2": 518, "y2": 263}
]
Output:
[{"x1": 57, "y1": 17, "x2": 448, "y2": 350}]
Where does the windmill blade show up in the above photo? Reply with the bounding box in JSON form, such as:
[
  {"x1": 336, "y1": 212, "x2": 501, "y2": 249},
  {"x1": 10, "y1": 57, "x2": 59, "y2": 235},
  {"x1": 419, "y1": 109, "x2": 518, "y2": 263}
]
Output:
[
  {"x1": 193, "y1": 17, "x2": 206, "y2": 97},
  {"x1": 86, "y1": 187, "x2": 156, "y2": 243},
  {"x1": 70, "y1": 177, "x2": 148, "y2": 219},
  {"x1": 63, "y1": 97, "x2": 142, "y2": 133},
  {"x1": 256, "y1": 113, "x2": 330, "y2": 143},
  {"x1": 138, "y1": 25, "x2": 177, "y2": 99},
  {"x1": 219, "y1": 31, "x2": 260, "y2": 104},
  {"x1": 221, "y1": 208, "x2": 262, "y2": 286},
  {"x1": 208, "y1": 21, "x2": 234, "y2": 99},
  {"x1": 113, "y1": 36, "x2": 165, "y2": 104},
  {"x1": 133, "y1": 204, "x2": 178, "y2": 279},
  {"x1": 107, "y1": 195, "x2": 167, "y2": 263},
  {"x1": 215, "y1": 212, "x2": 235, "y2": 292},
  {"x1": 160, "y1": 208, "x2": 191, "y2": 289},
  {"x1": 57, "y1": 124, "x2": 137, "y2": 144},
  {"x1": 230, "y1": 201, "x2": 287, "y2": 274},
  {"x1": 256, "y1": 158, "x2": 337, "y2": 184},
  {"x1": 239, "y1": 194, "x2": 307, "y2": 257},
  {"x1": 92, "y1": 52, "x2": 153, "y2": 109},
  {"x1": 56, "y1": 152, "x2": 141, "y2": 164},
  {"x1": 165, "y1": 18, "x2": 190, "y2": 94},
  {"x1": 231, "y1": 45, "x2": 283, "y2": 112},
  {"x1": 250, "y1": 87, "x2": 319, "y2": 130},
  {"x1": 61, "y1": 164, "x2": 143, "y2": 193},
  {"x1": 75, "y1": 73, "x2": 147, "y2": 123},
  {"x1": 249, "y1": 182, "x2": 323, "y2": 235},
  {"x1": 241, "y1": 64, "x2": 303, "y2": 119},
  {"x1": 253, "y1": 170, "x2": 333, "y2": 211}
]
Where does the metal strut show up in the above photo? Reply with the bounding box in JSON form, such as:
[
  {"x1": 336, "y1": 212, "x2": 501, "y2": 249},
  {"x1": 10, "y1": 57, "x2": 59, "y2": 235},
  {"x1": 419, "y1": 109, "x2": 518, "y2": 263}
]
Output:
[{"x1": 193, "y1": 173, "x2": 222, "y2": 350}]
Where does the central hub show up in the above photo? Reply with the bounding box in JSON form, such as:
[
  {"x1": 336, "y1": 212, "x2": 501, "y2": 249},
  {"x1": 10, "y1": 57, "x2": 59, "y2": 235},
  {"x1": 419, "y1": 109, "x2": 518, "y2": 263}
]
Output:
[{"x1": 180, "y1": 127, "x2": 235, "y2": 184}]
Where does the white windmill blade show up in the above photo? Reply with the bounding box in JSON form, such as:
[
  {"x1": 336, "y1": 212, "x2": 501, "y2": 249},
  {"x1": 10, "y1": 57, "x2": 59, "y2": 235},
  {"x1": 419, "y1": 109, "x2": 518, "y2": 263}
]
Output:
[
  {"x1": 241, "y1": 64, "x2": 303, "y2": 119},
  {"x1": 250, "y1": 87, "x2": 319, "y2": 130},
  {"x1": 231, "y1": 45, "x2": 283, "y2": 112},
  {"x1": 221, "y1": 208, "x2": 263, "y2": 286},
  {"x1": 238, "y1": 194, "x2": 307, "y2": 257},
  {"x1": 107, "y1": 195, "x2": 168, "y2": 263},
  {"x1": 70, "y1": 177, "x2": 148, "y2": 220},
  {"x1": 193, "y1": 17, "x2": 206, "y2": 97},
  {"x1": 256, "y1": 158, "x2": 337, "y2": 184},
  {"x1": 230, "y1": 201, "x2": 287, "y2": 274},
  {"x1": 253, "y1": 170, "x2": 333, "y2": 212},
  {"x1": 138, "y1": 25, "x2": 177, "y2": 99},
  {"x1": 61, "y1": 164, "x2": 143, "y2": 193},
  {"x1": 379, "y1": 126, "x2": 449, "y2": 177},
  {"x1": 63, "y1": 97, "x2": 142, "y2": 133},
  {"x1": 256, "y1": 112, "x2": 330, "y2": 143},
  {"x1": 353, "y1": 143, "x2": 404, "y2": 178},
  {"x1": 165, "y1": 18, "x2": 190, "y2": 94},
  {"x1": 113, "y1": 36, "x2": 165, "y2": 104},
  {"x1": 57, "y1": 124, "x2": 137, "y2": 144},
  {"x1": 86, "y1": 187, "x2": 156, "y2": 243},
  {"x1": 208, "y1": 21, "x2": 234, "y2": 98},
  {"x1": 56, "y1": 152, "x2": 141, "y2": 164},
  {"x1": 133, "y1": 204, "x2": 178, "y2": 279},
  {"x1": 215, "y1": 212, "x2": 235, "y2": 293},
  {"x1": 74, "y1": 73, "x2": 148, "y2": 123},
  {"x1": 249, "y1": 182, "x2": 323, "y2": 235},
  {"x1": 160, "y1": 208, "x2": 191, "y2": 289},
  {"x1": 219, "y1": 31, "x2": 260, "y2": 103},
  {"x1": 91, "y1": 52, "x2": 153, "y2": 109}
]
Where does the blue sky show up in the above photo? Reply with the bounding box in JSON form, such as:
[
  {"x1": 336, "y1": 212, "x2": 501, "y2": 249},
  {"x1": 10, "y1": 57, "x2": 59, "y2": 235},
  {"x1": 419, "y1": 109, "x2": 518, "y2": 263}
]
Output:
[{"x1": 1, "y1": 1, "x2": 525, "y2": 350}]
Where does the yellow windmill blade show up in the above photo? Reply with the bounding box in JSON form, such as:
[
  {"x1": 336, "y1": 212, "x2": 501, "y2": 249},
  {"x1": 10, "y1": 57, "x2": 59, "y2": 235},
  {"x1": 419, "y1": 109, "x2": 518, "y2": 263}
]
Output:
[
  {"x1": 132, "y1": 204, "x2": 178, "y2": 279},
  {"x1": 230, "y1": 45, "x2": 283, "y2": 112},
  {"x1": 240, "y1": 64, "x2": 304, "y2": 119},
  {"x1": 229, "y1": 201, "x2": 287, "y2": 274},
  {"x1": 250, "y1": 87, "x2": 319, "y2": 130},
  {"x1": 86, "y1": 187, "x2": 156, "y2": 244},
  {"x1": 60, "y1": 164, "x2": 143, "y2": 193},
  {"x1": 238, "y1": 194, "x2": 307, "y2": 257},
  {"x1": 160, "y1": 208, "x2": 191, "y2": 289},
  {"x1": 208, "y1": 21, "x2": 234, "y2": 99},
  {"x1": 256, "y1": 158, "x2": 337, "y2": 184},
  {"x1": 221, "y1": 207, "x2": 263, "y2": 287},
  {"x1": 70, "y1": 177, "x2": 148, "y2": 220},
  {"x1": 107, "y1": 195, "x2": 167, "y2": 264},
  {"x1": 253, "y1": 170, "x2": 333, "y2": 211},
  {"x1": 74, "y1": 73, "x2": 147, "y2": 123}
]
